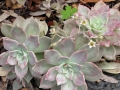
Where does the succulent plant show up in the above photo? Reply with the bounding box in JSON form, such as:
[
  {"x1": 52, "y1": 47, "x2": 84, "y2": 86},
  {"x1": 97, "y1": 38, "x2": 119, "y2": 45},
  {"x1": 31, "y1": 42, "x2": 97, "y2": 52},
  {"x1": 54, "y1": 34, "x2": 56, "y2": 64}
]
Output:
[
  {"x1": 0, "y1": 16, "x2": 51, "y2": 88},
  {"x1": 33, "y1": 38, "x2": 103, "y2": 90}
]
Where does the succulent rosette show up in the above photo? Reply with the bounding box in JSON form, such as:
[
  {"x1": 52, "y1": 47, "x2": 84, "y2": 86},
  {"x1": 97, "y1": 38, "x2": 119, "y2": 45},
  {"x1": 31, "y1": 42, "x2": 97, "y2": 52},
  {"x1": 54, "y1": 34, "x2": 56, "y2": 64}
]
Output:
[
  {"x1": 0, "y1": 23, "x2": 51, "y2": 81},
  {"x1": 33, "y1": 38, "x2": 103, "y2": 90}
]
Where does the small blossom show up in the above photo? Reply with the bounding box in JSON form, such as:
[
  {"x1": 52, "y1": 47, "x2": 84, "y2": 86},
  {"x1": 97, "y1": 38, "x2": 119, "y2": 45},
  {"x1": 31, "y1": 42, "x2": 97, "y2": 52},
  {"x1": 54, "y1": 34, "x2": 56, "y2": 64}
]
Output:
[
  {"x1": 88, "y1": 40, "x2": 96, "y2": 48},
  {"x1": 98, "y1": 35, "x2": 104, "y2": 39},
  {"x1": 80, "y1": 19, "x2": 87, "y2": 25},
  {"x1": 71, "y1": 13, "x2": 79, "y2": 19},
  {"x1": 50, "y1": 28, "x2": 56, "y2": 35}
]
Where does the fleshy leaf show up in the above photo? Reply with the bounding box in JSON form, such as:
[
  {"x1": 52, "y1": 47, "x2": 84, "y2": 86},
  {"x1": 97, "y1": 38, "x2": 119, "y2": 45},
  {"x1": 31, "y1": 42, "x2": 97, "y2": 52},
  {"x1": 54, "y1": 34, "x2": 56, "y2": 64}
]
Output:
[
  {"x1": 40, "y1": 74, "x2": 56, "y2": 89},
  {"x1": 15, "y1": 65, "x2": 28, "y2": 80},
  {"x1": 11, "y1": 26, "x2": 26, "y2": 43},
  {"x1": 26, "y1": 21, "x2": 40, "y2": 37},
  {"x1": 3, "y1": 37, "x2": 18, "y2": 51},
  {"x1": 61, "y1": 80, "x2": 77, "y2": 90},
  {"x1": 18, "y1": 57, "x2": 28, "y2": 69},
  {"x1": 72, "y1": 72, "x2": 85, "y2": 86},
  {"x1": 27, "y1": 51, "x2": 37, "y2": 65},
  {"x1": 17, "y1": 0, "x2": 26, "y2": 5},
  {"x1": 103, "y1": 45, "x2": 116, "y2": 60},
  {"x1": 33, "y1": 36, "x2": 51, "y2": 53},
  {"x1": 16, "y1": 44, "x2": 27, "y2": 51},
  {"x1": 1, "y1": 23, "x2": 13, "y2": 38},
  {"x1": 24, "y1": 70, "x2": 33, "y2": 83},
  {"x1": 56, "y1": 73, "x2": 68, "y2": 85},
  {"x1": 24, "y1": 35, "x2": 39, "y2": 51},
  {"x1": 82, "y1": 62, "x2": 103, "y2": 81},
  {"x1": 51, "y1": 85, "x2": 61, "y2": 90},
  {"x1": 45, "y1": 49, "x2": 62, "y2": 65},
  {"x1": 13, "y1": 16, "x2": 25, "y2": 27},
  {"x1": 78, "y1": 5, "x2": 90, "y2": 19},
  {"x1": 13, "y1": 79, "x2": 22, "y2": 90},
  {"x1": 0, "y1": 51, "x2": 9, "y2": 65},
  {"x1": 79, "y1": 44, "x2": 99, "y2": 61},
  {"x1": 7, "y1": 55, "x2": 17, "y2": 65},
  {"x1": 57, "y1": 56, "x2": 70, "y2": 65},
  {"x1": 70, "y1": 50, "x2": 87, "y2": 64},
  {"x1": 45, "y1": 66, "x2": 58, "y2": 81},
  {"x1": 59, "y1": 38, "x2": 75, "y2": 57},
  {"x1": 77, "y1": 84, "x2": 88, "y2": 90},
  {"x1": 32, "y1": 60, "x2": 53, "y2": 74}
]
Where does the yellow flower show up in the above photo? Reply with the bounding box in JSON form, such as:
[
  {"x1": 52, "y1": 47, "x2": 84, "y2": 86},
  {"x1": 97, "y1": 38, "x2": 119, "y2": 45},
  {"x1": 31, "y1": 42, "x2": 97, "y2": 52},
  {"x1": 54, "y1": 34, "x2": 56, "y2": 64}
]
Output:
[
  {"x1": 80, "y1": 19, "x2": 87, "y2": 25},
  {"x1": 88, "y1": 40, "x2": 96, "y2": 48},
  {"x1": 50, "y1": 28, "x2": 56, "y2": 35}
]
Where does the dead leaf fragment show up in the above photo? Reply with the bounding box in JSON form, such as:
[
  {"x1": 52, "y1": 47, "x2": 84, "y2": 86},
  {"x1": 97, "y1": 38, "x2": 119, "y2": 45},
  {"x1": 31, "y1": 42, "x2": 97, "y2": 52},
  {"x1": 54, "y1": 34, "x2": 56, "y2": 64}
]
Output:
[
  {"x1": 12, "y1": 3, "x2": 23, "y2": 9},
  {"x1": 101, "y1": 74, "x2": 118, "y2": 83},
  {"x1": 6, "y1": 0, "x2": 12, "y2": 7},
  {"x1": 21, "y1": 88, "x2": 29, "y2": 90},
  {"x1": 0, "y1": 13, "x2": 10, "y2": 22},
  {"x1": 0, "y1": 67, "x2": 9, "y2": 76},
  {"x1": 2, "y1": 10, "x2": 18, "y2": 17},
  {"x1": 83, "y1": 0, "x2": 115, "y2": 3}
]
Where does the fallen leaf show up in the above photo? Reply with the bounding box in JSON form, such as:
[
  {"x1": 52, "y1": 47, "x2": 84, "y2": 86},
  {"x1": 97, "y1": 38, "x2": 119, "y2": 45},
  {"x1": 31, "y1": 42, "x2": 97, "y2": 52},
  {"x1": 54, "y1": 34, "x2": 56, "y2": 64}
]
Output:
[
  {"x1": 11, "y1": 0, "x2": 16, "y2": 4},
  {"x1": 83, "y1": 0, "x2": 115, "y2": 3},
  {"x1": 2, "y1": 10, "x2": 18, "y2": 17},
  {"x1": 101, "y1": 74, "x2": 118, "y2": 83},
  {"x1": 21, "y1": 88, "x2": 29, "y2": 90},
  {"x1": 12, "y1": 3, "x2": 23, "y2": 9},
  {"x1": 0, "y1": 67, "x2": 9, "y2": 76},
  {"x1": 6, "y1": 0, "x2": 12, "y2": 7},
  {"x1": 0, "y1": 13, "x2": 10, "y2": 22}
]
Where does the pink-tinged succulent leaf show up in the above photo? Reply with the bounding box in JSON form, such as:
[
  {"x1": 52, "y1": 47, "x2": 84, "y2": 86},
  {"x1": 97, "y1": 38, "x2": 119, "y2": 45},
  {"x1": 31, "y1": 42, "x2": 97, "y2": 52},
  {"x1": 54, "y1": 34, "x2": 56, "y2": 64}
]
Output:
[
  {"x1": 61, "y1": 80, "x2": 77, "y2": 90},
  {"x1": 79, "y1": 44, "x2": 99, "y2": 61},
  {"x1": 56, "y1": 73, "x2": 68, "y2": 85},
  {"x1": 51, "y1": 34, "x2": 61, "y2": 44},
  {"x1": 98, "y1": 39, "x2": 110, "y2": 47},
  {"x1": 0, "y1": 52, "x2": 9, "y2": 65},
  {"x1": 82, "y1": 62, "x2": 103, "y2": 81},
  {"x1": 103, "y1": 45, "x2": 116, "y2": 60},
  {"x1": 15, "y1": 64, "x2": 28, "y2": 80},
  {"x1": 70, "y1": 28, "x2": 79, "y2": 38},
  {"x1": 90, "y1": 47, "x2": 105, "y2": 62},
  {"x1": 13, "y1": 16, "x2": 25, "y2": 27},
  {"x1": 51, "y1": 85, "x2": 61, "y2": 90},
  {"x1": 33, "y1": 36, "x2": 51, "y2": 53},
  {"x1": 70, "y1": 63, "x2": 81, "y2": 73},
  {"x1": 57, "y1": 57, "x2": 70, "y2": 65},
  {"x1": 26, "y1": 21, "x2": 40, "y2": 37},
  {"x1": 114, "y1": 46, "x2": 120, "y2": 55},
  {"x1": 77, "y1": 83, "x2": 88, "y2": 90},
  {"x1": 93, "y1": 0, "x2": 107, "y2": 11},
  {"x1": 78, "y1": 5, "x2": 90, "y2": 19},
  {"x1": 13, "y1": 79, "x2": 22, "y2": 90},
  {"x1": 75, "y1": 34, "x2": 89, "y2": 50},
  {"x1": 97, "y1": 5, "x2": 109, "y2": 14},
  {"x1": 28, "y1": 63, "x2": 41, "y2": 78},
  {"x1": 45, "y1": 66, "x2": 58, "y2": 81},
  {"x1": 89, "y1": 9, "x2": 99, "y2": 17},
  {"x1": 32, "y1": 59, "x2": 53, "y2": 74},
  {"x1": 72, "y1": 71, "x2": 85, "y2": 86},
  {"x1": 2, "y1": 64, "x2": 14, "y2": 72},
  {"x1": 18, "y1": 57, "x2": 28, "y2": 69},
  {"x1": 70, "y1": 50, "x2": 87, "y2": 64},
  {"x1": 24, "y1": 35, "x2": 39, "y2": 51},
  {"x1": 40, "y1": 74, "x2": 56, "y2": 89},
  {"x1": 63, "y1": 19, "x2": 77, "y2": 36},
  {"x1": 105, "y1": 19, "x2": 119, "y2": 35},
  {"x1": 24, "y1": 70, "x2": 33, "y2": 83},
  {"x1": 3, "y1": 37, "x2": 18, "y2": 51},
  {"x1": 23, "y1": 17, "x2": 34, "y2": 30},
  {"x1": 59, "y1": 38, "x2": 75, "y2": 57},
  {"x1": 7, "y1": 71, "x2": 17, "y2": 80},
  {"x1": 45, "y1": 49, "x2": 62, "y2": 65},
  {"x1": 7, "y1": 55, "x2": 17, "y2": 65},
  {"x1": 16, "y1": 44, "x2": 27, "y2": 51},
  {"x1": 11, "y1": 26, "x2": 26, "y2": 43},
  {"x1": 27, "y1": 51, "x2": 37, "y2": 65},
  {"x1": 1, "y1": 23, "x2": 13, "y2": 38}
]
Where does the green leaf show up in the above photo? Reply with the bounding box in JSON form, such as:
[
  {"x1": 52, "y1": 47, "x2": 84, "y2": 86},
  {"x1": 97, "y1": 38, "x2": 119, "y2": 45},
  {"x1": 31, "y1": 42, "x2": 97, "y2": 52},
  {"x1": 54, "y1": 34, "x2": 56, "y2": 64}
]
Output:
[{"x1": 61, "y1": 6, "x2": 77, "y2": 20}]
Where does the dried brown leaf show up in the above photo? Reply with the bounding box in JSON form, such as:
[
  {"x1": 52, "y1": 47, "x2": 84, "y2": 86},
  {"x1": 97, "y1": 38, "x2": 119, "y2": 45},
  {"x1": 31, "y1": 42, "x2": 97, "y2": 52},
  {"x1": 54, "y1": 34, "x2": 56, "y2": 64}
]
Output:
[
  {"x1": 6, "y1": 0, "x2": 12, "y2": 7},
  {"x1": 0, "y1": 67, "x2": 9, "y2": 76},
  {"x1": 101, "y1": 74, "x2": 118, "y2": 83},
  {"x1": 11, "y1": 0, "x2": 17, "y2": 4},
  {"x1": 2, "y1": 10, "x2": 18, "y2": 17},
  {"x1": 12, "y1": 3, "x2": 23, "y2": 9},
  {"x1": 83, "y1": 0, "x2": 115, "y2": 3},
  {"x1": 0, "y1": 13, "x2": 10, "y2": 22}
]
